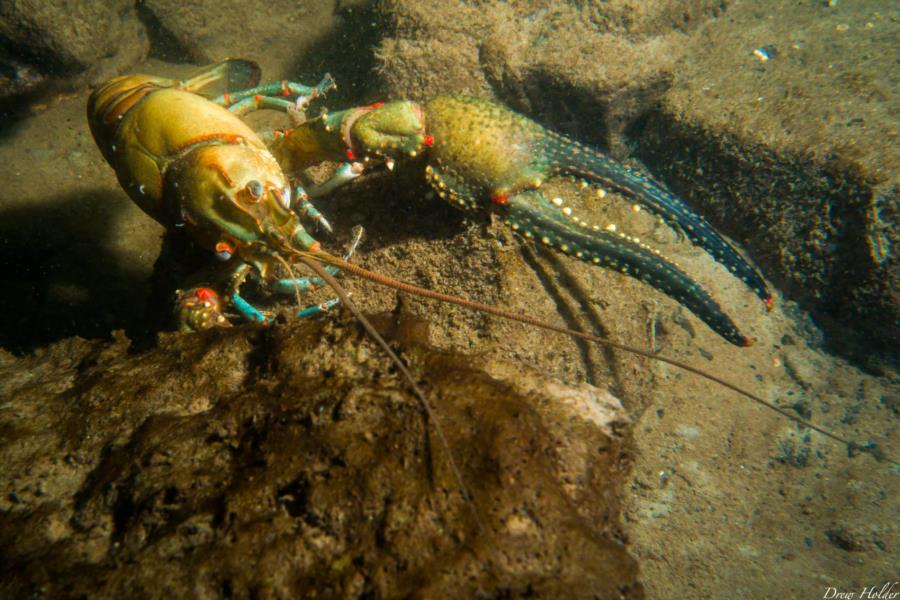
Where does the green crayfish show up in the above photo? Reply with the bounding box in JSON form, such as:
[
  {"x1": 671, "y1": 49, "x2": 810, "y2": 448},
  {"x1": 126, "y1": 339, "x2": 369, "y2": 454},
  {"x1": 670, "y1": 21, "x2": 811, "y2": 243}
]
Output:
[
  {"x1": 88, "y1": 59, "x2": 348, "y2": 329},
  {"x1": 87, "y1": 59, "x2": 892, "y2": 478}
]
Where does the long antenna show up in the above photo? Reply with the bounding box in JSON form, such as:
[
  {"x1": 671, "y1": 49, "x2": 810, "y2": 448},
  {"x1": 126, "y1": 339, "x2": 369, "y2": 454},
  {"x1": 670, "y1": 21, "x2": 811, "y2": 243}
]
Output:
[
  {"x1": 307, "y1": 250, "x2": 897, "y2": 467},
  {"x1": 296, "y1": 255, "x2": 487, "y2": 532}
]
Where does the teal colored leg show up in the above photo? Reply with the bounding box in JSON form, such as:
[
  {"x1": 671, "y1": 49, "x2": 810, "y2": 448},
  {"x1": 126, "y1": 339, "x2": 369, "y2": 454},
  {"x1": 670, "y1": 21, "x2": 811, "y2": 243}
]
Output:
[
  {"x1": 272, "y1": 269, "x2": 338, "y2": 319},
  {"x1": 272, "y1": 274, "x2": 323, "y2": 295},
  {"x1": 231, "y1": 292, "x2": 270, "y2": 325},
  {"x1": 211, "y1": 73, "x2": 336, "y2": 110},
  {"x1": 295, "y1": 192, "x2": 332, "y2": 232},
  {"x1": 305, "y1": 162, "x2": 365, "y2": 199},
  {"x1": 271, "y1": 264, "x2": 341, "y2": 294},
  {"x1": 225, "y1": 94, "x2": 295, "y2": 116},
  {"x1": 273, "y1": 226, "x2": 364, "y2": 319},
  {"x1": 296, "y1": 298, "x2": 341, "y2": 319},
  {"x1": 230, "y1": 275, "x2": 341, "y2": 325}
]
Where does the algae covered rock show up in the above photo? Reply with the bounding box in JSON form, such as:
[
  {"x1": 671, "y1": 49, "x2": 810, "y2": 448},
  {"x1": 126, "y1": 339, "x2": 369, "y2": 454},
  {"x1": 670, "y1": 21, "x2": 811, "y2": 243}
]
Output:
[{"x1": 0, "y1": 318, "x2": 640, "y2": 598}]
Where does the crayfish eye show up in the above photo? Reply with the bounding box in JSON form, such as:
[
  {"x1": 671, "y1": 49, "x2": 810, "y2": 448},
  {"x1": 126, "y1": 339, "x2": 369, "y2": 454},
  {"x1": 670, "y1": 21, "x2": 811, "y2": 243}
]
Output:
[{"x1": 245, "y1": 180, "x2": 263, "y2": 200}]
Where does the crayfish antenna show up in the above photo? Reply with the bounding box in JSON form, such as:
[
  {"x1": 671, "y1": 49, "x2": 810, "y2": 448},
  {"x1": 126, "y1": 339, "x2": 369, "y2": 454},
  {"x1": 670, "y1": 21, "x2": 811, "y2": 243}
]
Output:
[
  {"x1": 296, "y1": 255, "x2": 487, "y2": 534},
  {"x1": 306, "y1": 251, "x2": 900, "y2": 468}
]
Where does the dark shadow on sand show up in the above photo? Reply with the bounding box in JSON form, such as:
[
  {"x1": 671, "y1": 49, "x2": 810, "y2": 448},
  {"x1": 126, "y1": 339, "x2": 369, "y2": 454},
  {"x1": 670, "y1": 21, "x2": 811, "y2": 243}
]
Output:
[{"x1": 0, "y1": 189, "x2": 156, "y2": 352}]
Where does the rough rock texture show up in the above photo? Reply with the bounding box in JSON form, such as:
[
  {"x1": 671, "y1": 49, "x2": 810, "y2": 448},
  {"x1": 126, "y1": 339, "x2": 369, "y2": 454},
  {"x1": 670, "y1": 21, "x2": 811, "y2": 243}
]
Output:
[
  {"x1": 136, "y1": 0, "x2": 336, "y2": 67},
  {"x1": 634, "y1": 0, "x2": 898, "y2": 367},
  {"x1": 0, "y1": 318, "x2": 640, "y2": 598},
  {"x1": 376, "y1": 0, "x2": 730, "y2": 155},
  {"x1": 0, "y1": 0, "x2": 147, "y2": 113},
  {"x1": 136, "y1": 0, "x2": 379, "y2": 104},
  {"x1": 374, "y1": 0, "x2": 898, "y2": 368}
]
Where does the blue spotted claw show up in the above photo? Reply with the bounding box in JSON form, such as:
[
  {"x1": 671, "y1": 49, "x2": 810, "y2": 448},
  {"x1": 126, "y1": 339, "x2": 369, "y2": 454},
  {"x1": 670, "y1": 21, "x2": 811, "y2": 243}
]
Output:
[
  {"x1": 411, "y1": 95, "x2": 766, "y2": 345},
  {"x1": 536, "y1": 131, "x2": 773, "y2": 308},
  {"x1": 505, "y1": 191, "x2": 752, "y2": 346},
  {"x1": 268, "y1": 94, "x2": 770, "y2": 345}
]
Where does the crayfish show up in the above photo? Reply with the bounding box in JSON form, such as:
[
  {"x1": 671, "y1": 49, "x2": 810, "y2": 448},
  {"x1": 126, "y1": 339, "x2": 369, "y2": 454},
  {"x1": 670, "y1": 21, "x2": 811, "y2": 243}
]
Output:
[
  {"x1": 87, "y1": 59, "x2": 347, "y2": 330},
  {"x1": 87, "y1": 59, "x2": 894, "y2": 486},
  {"x1": 89, "y1": 58, "x2": 763, "y2": 345}
]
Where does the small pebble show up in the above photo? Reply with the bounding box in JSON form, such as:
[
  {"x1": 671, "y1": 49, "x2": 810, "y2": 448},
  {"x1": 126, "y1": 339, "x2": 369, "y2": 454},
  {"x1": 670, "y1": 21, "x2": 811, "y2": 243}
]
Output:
[{"x1": 752, "y1": 45, "x2": 778, "y2": 61}]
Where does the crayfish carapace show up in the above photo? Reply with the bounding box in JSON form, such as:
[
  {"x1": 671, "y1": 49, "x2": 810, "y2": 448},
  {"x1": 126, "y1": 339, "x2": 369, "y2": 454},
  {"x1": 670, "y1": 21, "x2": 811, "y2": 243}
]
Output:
[{"x1": 87, "y1": 59, "x2": 347, "y2": 329}]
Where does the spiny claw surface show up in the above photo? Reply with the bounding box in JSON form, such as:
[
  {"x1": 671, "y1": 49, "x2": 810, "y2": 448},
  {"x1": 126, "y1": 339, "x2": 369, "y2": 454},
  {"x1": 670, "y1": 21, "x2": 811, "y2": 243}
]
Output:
[
  {"x1": 269, "y1": 93, "x2": 769, "y2": 345},
  {"x1": 418, "y1": 95, "x2": 766, "y2": 345}
]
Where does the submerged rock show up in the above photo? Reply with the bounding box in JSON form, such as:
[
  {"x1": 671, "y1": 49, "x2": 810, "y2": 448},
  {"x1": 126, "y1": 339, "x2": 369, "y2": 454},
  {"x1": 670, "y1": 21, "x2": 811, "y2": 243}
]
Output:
[
  {"x1": 375, "y1": 0, "x2": 729, "y2": 153},
  {"x1": 0, "y1": 0, "x2": 147, "y2": 110},
  {"x1": 635, "y1": 0, "x2": 898, "y2": 368},
  {"x1": 0, "y1": 317, "x2": 640, "y2": 598},
  {"x1": 375, "y1": 0, "x2": 898, "y2": 368}
]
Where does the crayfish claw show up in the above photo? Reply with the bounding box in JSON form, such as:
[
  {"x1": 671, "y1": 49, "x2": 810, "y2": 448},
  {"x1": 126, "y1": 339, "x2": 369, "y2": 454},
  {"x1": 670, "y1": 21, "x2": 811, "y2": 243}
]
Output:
[
  {"x1": 305, "y1": 162, "x2": 366, "y2": 199},
  {"x1": 175, "y1": 287, "x2": 231, "y2": 332},
  {"x1": 505, "y1": 190, "x2": 752, "y2": 346}
]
